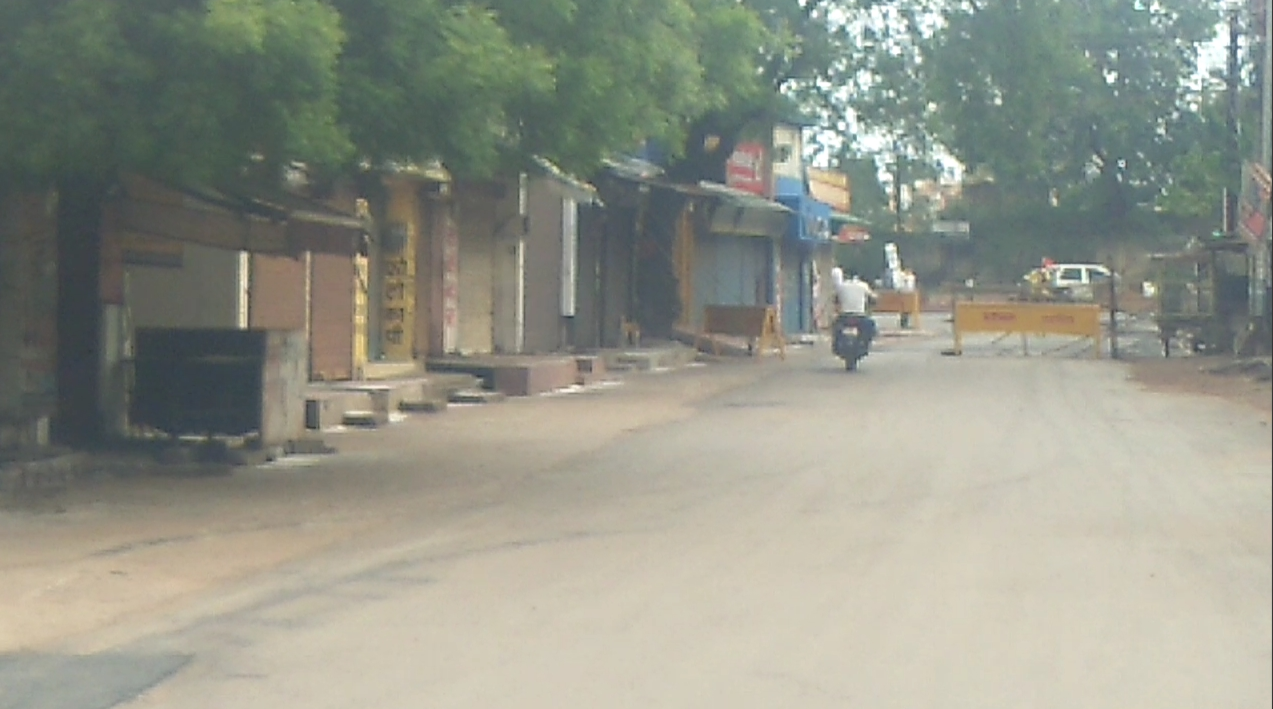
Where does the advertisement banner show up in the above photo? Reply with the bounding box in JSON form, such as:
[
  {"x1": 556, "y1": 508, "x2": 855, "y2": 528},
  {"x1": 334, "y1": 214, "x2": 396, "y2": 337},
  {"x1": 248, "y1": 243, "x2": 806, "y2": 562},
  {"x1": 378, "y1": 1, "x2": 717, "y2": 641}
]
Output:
[{"x1": 726, "y1": 142, "x2": 768, "y2": 197}]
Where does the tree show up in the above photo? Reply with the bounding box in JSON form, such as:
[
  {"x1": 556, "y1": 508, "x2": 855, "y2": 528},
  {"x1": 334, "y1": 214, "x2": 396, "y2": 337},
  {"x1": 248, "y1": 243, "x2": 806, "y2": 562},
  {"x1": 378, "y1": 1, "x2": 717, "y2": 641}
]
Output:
[
  {"x1": 330, "y1": 0, "x2": 552, "y2": 179},
  {"x1": 0, "y1": 0, "x2": 349, "y2": 188},
  {"x1": 666, "y1": 0, "x2": 869, "y2": 182},
  {"x1": 2, "y1": 0, "x2": 822, "y2": 444},
  {"x1": 0, "y1": 0, "x2": 350, "y2": 444},
  {"x1": 834, "y1": 154, "x2": 891, "y2": 225},
  {"x1": 488, "y1": 0, "x2": 742, "y2": 175},
  {"x1": 921, "y1": 0, "x2": 1221, "y2": 224}
]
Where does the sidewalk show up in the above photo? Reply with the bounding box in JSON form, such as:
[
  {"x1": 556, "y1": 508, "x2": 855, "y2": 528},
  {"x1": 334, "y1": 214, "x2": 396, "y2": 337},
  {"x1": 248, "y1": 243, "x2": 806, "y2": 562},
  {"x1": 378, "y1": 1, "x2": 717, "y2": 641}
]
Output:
[{"x1": 0, "y1": 356, "x2": 772, "y2": 653}]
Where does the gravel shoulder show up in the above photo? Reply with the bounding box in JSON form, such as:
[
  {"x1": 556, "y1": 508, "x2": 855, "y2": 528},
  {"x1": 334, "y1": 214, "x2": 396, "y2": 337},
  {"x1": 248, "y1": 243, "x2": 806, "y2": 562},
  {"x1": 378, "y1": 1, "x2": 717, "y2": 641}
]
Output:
[{"x1": 1128, "y1": 356, "x2": 1272, "y2": 421}]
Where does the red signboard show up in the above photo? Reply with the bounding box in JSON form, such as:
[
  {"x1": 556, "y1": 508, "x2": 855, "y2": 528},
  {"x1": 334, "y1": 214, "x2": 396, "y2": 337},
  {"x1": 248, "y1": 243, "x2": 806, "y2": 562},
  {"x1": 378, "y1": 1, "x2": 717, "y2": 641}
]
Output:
[
  {"x1": 1238, "y1": 162, "x2": 1271, "y2": 245},
  {"x1": 835, "y1": 224, "x2": 870, "y2": 243},
  {"x1": 726, "y1": 142, "x2": 768, "y2": 197}
]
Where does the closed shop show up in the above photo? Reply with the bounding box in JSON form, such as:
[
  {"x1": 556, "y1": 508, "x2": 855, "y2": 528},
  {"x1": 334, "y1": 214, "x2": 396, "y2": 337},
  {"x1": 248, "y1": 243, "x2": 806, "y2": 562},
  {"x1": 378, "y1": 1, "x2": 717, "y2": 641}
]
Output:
[
  {"x1": 523, "y1": 179, "x2": 567, "y2": 354},
  {"x1": 780, "y1": 240, "x2": 804, "y2": 335},
  {"x1": 690, "y1": 231, "x2": 775, "y2": 330},
  {"x1": 309, "y1": 253, "x2": 357, "y2": 381},
  {"x1": 249, "y1": 254, "x2": 306, "y2": 331},
  {"x1": 455, "y1": 183, "x2": 498, "y2": 355}
]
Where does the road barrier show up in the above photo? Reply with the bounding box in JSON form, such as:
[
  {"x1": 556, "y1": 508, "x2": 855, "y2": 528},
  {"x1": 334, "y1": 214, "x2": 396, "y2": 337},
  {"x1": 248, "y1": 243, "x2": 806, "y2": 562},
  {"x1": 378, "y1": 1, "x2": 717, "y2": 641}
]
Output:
[
  {"x1": 951, "y1": 301, "x2": 1103, "y2": 358},
  {"x1": 695, "y1": 305, "x2": 786, "y2": 360},
  {"x1": 873, "y1": 290, "x2": 922, "y2": 328}
]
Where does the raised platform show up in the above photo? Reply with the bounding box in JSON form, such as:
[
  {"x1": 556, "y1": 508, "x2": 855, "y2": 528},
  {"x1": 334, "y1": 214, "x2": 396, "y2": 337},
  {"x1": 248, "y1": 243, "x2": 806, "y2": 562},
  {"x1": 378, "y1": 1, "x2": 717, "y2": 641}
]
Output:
[
  {"x1": 594, "y1": 342, "x2": 699, "y2": 371},
  {"x1": 305, "y1": 372, "x2": 480, "y2": 430},
  {"x1": 426, "y1": 356, "x2": 580, "y2": 397}
]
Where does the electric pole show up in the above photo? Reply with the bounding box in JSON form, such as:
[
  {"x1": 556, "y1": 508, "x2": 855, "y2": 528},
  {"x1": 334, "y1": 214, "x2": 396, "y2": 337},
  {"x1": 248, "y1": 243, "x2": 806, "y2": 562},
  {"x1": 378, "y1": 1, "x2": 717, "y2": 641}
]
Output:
[
  {"x1": 1225, "y1": 5, "x2": 1242, "y2": 235},
  {"x1": 892, "y1": 139, "x2": 904, "y2": 235}
]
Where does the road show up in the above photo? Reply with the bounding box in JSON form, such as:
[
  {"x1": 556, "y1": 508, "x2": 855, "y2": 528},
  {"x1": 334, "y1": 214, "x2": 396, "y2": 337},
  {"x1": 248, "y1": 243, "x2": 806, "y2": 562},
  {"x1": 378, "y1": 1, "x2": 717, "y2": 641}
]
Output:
[{"x1": 3, "y1": 335, "x2": 1270, "y2": 709}]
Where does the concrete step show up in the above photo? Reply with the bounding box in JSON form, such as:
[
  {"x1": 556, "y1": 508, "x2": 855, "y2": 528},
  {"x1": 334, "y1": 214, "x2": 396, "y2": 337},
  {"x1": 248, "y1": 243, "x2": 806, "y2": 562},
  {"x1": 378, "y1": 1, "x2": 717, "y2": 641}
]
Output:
[
  {"x1": 341, "y1": 409, "x2": 388, "y2": 428},
  {"x1": 285, "y1": 437, "x2": 337, "y2": 455},
  {"x1": 428, "y1": 356, "x2": 579, "y2": 396},
  {"x1": 398, "y1": 398, "x2": 448, "y2": 414},
  {"x1": 448, "y1": 389, "x2": 507, "y2": 405},
  {"x1": 574, "y1": 355, "x2": 608, "y2": 385},
  {"x1": 601, "y1": 344, "x2": 698, "y2": 371},
  {"x1": 1, "y1": 451, "x2": 85, "y2": 499},
  {"x1": 361, "y1": 360, "x2": 424, "y2": 381},
  {"x1": 305, "y1": 372, "x2": 481, "y2": 430},
  {"x1": 420, "y1": 373, "x2": 481, "y2": 401},
  {"x1": 306, "y1": 390, "x2": 372, "y2": 430}
]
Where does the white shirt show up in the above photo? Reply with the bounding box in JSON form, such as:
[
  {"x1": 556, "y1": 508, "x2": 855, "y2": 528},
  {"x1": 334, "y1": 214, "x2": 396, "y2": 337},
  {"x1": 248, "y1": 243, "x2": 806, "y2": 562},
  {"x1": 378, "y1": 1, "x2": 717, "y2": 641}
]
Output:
[{"x1": 836, "y1": 278, "x2": 875, "y2": 315}]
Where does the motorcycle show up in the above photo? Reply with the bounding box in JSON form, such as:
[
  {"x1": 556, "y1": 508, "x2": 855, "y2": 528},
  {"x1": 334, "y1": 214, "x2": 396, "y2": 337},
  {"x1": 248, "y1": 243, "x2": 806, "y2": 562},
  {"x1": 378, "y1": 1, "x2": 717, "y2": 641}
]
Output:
[{"x1": 832, "y1": 313, "x2": 873, "y2": 371}]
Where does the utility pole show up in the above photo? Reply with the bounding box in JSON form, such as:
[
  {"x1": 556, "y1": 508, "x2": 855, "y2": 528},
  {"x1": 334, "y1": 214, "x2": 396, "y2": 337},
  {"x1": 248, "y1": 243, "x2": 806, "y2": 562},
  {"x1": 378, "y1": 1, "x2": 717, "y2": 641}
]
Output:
[
  {"x1": 892, "y1": 139, "x2": 904, "y2": 235},
  {"x1": 1225, "y1": 5, "x2": 1242, "y2": 235},
  {"x1": 1260, "y1": 0, "x2": 1273, "y2": 346}
]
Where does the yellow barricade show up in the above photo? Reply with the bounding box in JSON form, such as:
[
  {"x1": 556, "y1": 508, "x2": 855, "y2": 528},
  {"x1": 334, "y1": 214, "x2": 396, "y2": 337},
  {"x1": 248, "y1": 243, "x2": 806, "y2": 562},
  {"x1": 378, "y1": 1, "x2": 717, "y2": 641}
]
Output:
[
  {"x1": 952, "y1": 301, "x2": 1103, "y2": 358},
  {"x1": 696, "y1": 305, "x2": 786, "y2": 360},
  {"x1": 873, "y1": 290, "x2": 922, "y2": 327}
]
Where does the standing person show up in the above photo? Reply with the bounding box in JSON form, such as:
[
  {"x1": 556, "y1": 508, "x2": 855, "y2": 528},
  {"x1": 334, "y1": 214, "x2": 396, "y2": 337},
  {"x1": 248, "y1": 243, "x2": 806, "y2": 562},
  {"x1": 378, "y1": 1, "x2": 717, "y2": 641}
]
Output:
[{"x1": 899, "y1": 269, "x2": 918, "y2": 328}]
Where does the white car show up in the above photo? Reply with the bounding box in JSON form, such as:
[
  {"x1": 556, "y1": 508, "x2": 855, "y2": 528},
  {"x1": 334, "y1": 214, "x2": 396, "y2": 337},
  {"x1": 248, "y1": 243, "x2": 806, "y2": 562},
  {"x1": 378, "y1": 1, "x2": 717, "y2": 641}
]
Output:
[{"x1": 1047, "y1": 263, "x2": 1114, "y2": 301}]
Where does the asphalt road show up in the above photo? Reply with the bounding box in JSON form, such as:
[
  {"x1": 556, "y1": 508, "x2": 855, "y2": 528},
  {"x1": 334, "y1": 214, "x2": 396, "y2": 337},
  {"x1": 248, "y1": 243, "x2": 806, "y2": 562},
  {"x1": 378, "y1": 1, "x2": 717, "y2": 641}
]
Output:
[{"x1": 5, "y1": 336, "x2": 1271, "y2": 708}]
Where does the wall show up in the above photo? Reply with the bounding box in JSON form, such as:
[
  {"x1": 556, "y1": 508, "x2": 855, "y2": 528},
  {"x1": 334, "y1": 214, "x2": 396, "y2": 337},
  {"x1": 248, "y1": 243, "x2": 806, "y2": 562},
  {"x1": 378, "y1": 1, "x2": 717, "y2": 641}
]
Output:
[
  {"x1": 0, "y1": 191, "x2": 58, "y2": 448},
  {"x1": 418, "y1": 195, "x2": 459, "y2": 356},
  {"x1": 379, "y1": 179, "x2": 419, "y2": 362},
  {"x1": 310, "y1": 253, "x2": 356, "y2": 380},
  {"x1": 523, "y1": 178, "x2": 567, "y2": 353},
  {"x1": 690, "y1": 232, "x2": 772, "y2": 331},
  {"x1": 575, "y1": 203, "x2": 632, "y2": 349},
  {"x1": 780, "y1": 240, "x2": 804, "y2": 335},
  {"x1": 249, "y1": 254, "x2": 307, "y2": 330},
  {"x1": 771, "y1": 124, "x2": 804, "y2": 187},
  {"x1": 455, "y1": 183, "x2": 498, "y2": 355},
  {"x1": 811, "y1": 246, "x2": 836, "y2": 331},
  {"x1": 128, "y1": 243, "x2": 241, "y2": 329},
  {"x1": 490, "y1": 177, "x2": 525, "y2": 354},
  {"x1": 260, "y1": 330, "x2": 308, "y2": 446}
]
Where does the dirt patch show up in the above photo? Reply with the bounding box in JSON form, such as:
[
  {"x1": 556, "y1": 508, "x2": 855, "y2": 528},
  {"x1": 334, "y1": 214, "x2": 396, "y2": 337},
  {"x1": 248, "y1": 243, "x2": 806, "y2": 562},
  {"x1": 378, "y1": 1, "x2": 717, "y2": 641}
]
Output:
[{"x1": 1129, "y1": 356, "x2": 1272, "y2": 420}]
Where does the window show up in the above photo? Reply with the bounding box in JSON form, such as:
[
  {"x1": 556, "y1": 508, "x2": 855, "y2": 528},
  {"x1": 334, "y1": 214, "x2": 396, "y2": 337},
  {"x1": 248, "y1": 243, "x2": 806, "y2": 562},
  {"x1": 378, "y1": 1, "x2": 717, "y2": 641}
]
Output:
[{"x1": 1059, "y1": 267, "x2": 1084, "y2": 282}]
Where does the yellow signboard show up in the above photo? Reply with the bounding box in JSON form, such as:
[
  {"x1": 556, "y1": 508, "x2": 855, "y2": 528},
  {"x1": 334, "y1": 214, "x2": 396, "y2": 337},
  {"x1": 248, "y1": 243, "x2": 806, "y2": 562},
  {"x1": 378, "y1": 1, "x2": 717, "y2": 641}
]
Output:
[{"x1": 952, "y1": 301, "x2": 1103, "y2": 357}]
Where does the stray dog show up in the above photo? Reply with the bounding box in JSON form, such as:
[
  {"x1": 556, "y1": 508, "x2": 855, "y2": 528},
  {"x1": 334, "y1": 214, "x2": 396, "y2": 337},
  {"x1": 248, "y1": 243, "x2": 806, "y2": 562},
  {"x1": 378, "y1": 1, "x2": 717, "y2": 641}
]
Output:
[{"x1": 621, "y1": 317, "x2": 642, "y2": 347}]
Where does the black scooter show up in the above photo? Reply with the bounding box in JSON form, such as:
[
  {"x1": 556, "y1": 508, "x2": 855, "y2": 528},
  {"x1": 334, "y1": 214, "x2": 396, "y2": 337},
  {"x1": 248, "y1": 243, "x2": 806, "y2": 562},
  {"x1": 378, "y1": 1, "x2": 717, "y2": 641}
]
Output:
[{"x1": 832, "y1": 313, "x2": 874, "y2": 371}]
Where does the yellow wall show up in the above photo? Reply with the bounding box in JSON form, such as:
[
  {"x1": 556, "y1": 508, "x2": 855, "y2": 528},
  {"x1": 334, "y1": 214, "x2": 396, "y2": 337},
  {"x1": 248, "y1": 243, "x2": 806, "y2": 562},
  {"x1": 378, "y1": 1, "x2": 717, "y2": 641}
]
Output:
[
  {"x1": 674, "y1": 205, "x2": 696, "y2": 329},
  {"x1": 381, "y1": 179, "x2": 419, "y2": 362}
]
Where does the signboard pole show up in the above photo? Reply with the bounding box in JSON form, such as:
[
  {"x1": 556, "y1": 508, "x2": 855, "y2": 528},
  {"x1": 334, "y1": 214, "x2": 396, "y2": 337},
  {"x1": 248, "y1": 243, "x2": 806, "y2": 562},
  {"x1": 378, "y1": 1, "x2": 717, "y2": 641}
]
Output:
[{"x1": 1108, "y1": 272, "x2": 1120, "y2": 359}]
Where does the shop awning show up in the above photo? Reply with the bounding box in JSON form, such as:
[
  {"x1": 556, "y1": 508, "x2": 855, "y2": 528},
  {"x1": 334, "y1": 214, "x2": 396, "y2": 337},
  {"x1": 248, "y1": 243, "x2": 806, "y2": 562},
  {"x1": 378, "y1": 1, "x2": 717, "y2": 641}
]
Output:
[
  {"x1": 112, "y1": 175, "x2": 370, "y2": 257},
  {"x1": 530, "y1": 156, "x2": 601, "y2": 205},
  {"x1": 831, "y1": 211, "x2": 872, "y2": 243},
  {"x1": 689, "y1": 181, "x2": 792, "y2": 238},
  {"x1": 595, "y1": 168, "x2": 792, "y2": 238}
]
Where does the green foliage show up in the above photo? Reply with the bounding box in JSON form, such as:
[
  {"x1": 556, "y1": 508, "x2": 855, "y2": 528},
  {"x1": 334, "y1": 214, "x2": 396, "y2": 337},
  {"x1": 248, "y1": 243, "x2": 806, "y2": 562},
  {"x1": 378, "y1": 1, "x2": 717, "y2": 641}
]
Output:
[
  {"x1": 331, "y1": 0, "x2": 553, "y2": 178},
  {"x1": 835, "y1": 155, "x2": 891, "y2": 225},
  {"x1": 923, "y1": 0, "x2": 1221, "y2": 215},
  {"x1": 0, "y1": 0, "x2": 349, "y2": 185},
  {"x1": 2, "y1": 0, "x2": 800, "y2": 184},
  {"x1": 661, "y1": 0, "x2": 873, "y2": 181},
  {"x1": 490, "y1": 0, "x2": 737, "y2": 174}
]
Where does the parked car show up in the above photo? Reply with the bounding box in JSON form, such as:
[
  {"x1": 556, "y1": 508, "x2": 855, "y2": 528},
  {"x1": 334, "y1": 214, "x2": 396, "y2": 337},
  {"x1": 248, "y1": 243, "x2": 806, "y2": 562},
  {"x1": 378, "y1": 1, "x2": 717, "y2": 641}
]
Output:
[{"x1": 1020, "y1": 263, "x2": 1115, "y2": 302}]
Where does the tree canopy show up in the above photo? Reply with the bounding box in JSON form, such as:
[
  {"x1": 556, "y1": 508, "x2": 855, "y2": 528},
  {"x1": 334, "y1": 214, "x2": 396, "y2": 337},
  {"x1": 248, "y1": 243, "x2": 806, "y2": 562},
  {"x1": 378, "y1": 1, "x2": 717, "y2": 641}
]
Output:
[
  {"x1": 0, "y1": 0, "x2": 349, "y2": 187},
  {"x1": 845, "y1": 0, "x2": 1224, "y2": 227},
  {"x1": 0, "y1": 0, "x2": 809, "y2": 186},
  {"x1": 0, "y1": 0, "x2": 1241, "y2": 229}
]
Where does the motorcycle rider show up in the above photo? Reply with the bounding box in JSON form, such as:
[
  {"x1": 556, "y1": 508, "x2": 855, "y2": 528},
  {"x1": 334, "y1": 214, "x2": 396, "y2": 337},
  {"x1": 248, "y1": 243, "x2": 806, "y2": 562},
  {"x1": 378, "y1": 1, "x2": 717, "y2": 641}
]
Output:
[{"x1": 830, "y1": 267, "x2": 878, "y2": 349}]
